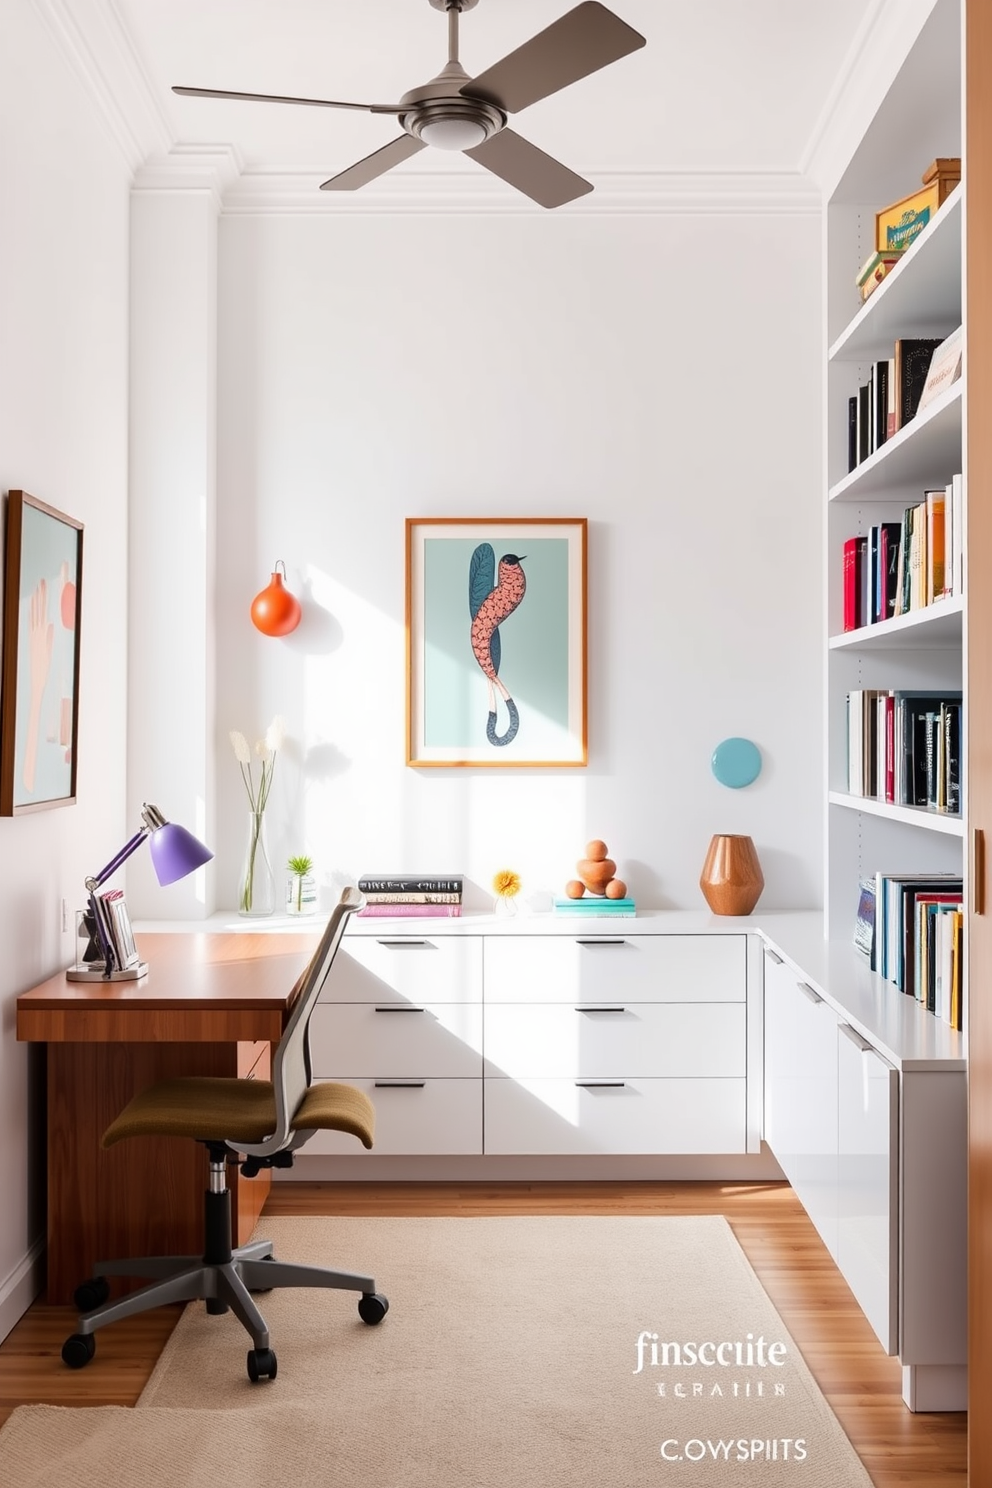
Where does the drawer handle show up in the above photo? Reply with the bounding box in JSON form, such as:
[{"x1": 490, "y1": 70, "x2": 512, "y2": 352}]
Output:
[
  {"x1": 575, "y1": 939, "x2": 627, "y2": 947},
  {"x1": 575, "y1": 1006, "x2": 627, "y2": 1013},
  {"x1": 373, "y1": 1081, "x2": 427, "y2": 1088},
  {"x1": 764, "y1": 948, "x2": 784, "y2": 965},
  {"x1": 374, "y1": 1005, "x2": 426, "y2": 1013},
  {"x1": 839, "y1": 1022, "x2": 873, "y2": 1055},
  {"x1": 375, "y1": 939, "x2": 431, "y2": 948},
  {"x1": 575, "y1": 1081, "x2": 626, "y2": 1088},
  {"x1": 796, "y1": 981, "x2": 822, "y2": 1004}
]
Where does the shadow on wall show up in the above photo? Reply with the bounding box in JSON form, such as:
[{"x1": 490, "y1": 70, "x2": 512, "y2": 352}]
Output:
[{"x1": 276, "y1": 577, "x2": 344, "y2": 657}]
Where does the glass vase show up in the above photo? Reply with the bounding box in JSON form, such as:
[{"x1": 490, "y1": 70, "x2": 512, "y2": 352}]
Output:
[
  {"x1": 286, "y1": 872, "x2": 318, "y2": 916},
  {"x1": 238, "y1": 810, "x2": 275, "y2": 917}
]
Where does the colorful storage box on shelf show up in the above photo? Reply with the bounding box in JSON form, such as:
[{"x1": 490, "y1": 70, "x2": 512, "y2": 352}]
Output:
[
  {"x1": 857, "y1": 249, "x2": 906, "y2": 301},
  {"x1": 875, "y1": 157, "x2": 960, "y2": 252}
]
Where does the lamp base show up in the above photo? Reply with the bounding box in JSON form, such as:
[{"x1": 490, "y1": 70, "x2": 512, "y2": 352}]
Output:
[{"x1": 66, "y1": 962, "x2": 149, "y2": 982}]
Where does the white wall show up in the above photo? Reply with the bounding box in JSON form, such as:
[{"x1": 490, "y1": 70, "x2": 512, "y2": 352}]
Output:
[
  {"x1": 0, "y1": 2, "x2": 131, "y2": 1334},
  {"x1": 202, "y1": 207, "x2": 823, "y2": 914}
]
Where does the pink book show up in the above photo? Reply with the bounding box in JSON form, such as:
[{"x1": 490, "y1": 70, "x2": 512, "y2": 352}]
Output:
[{"x1": 356, "y1": 904, "x2": 462, "y2": 918}]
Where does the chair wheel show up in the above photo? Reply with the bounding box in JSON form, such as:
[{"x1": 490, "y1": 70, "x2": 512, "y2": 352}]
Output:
[
  {"x1": 358, "y1": 1292, "x2": 389, "y2": 1325},
  {"x1": 247, "y1": 1347, "x2": 277, "y2": 1382},
  {"x1": 62, "y1": 1333, "x2": 96, "y2": 1369},
  {"x1": 73, "y1": 1277, "x2": 110, "y2": 1313}
]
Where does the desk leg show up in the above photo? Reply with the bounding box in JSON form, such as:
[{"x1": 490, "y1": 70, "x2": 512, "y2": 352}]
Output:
[{"x1": 46, "y1": 1041, "x2": 272, "y2": 1304}]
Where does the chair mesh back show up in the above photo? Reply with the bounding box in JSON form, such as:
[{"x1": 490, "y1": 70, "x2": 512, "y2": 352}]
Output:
[{"x1": 268, "y1": 886, "x2": 363, "y2": 1146}]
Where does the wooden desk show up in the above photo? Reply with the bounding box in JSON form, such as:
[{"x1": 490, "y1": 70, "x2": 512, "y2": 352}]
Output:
[{"x1": 16, "y1": 930, "x2": 319, "y2": 1304}]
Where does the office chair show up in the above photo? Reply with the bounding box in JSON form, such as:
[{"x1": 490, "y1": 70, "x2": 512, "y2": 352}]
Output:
[{"x1": 61, "y1": 885, "x2": 387, "y2": 1383}]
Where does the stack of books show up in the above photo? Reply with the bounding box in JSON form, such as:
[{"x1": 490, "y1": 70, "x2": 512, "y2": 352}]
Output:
[
  {"x1": 855, "y1": 871, "x2": 963, "y2": 1028},
  {"x1": 553, "y1": 895, "x2": 636, "y2": 919},
  {"x1": 841, "y1": 474, "x2": 963, "y2": 630},
  {"x1": 846, "y1": 688, "x2": 961, "y2": 814},
  {"x1": 356, "y1": 875, "x2": 463, "y2": 918}
]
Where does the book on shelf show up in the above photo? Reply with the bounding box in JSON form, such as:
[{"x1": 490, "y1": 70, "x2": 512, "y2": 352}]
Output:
[
  {"x1": 893, "y1": 336, "x2": 944, "y2": 428},
  {"x1": 847, "y1": 395, "x2": 858, "y2": 474},
  {"x1": 872, "y1": 358, "x2": 890, "y2": 453},
  {"x1": 853, "y1": 877, "x2": 876, "y2": 960},
  {"x1": 857, "y1": 382, "x2": 871, "y2": 464},
  {"x1": 356, "y1": 903, "x2": 462, "y2": 918},
  {"x1": 916, "y1": 326, "x2": 963, "y2": 414},
  {"x1": 360, "y1": 892, "x2": 461, "y2": 904},
  {"x1": 357, "y1": 876, "x2": 463, "y2": 892},
  {"x1": 553, "y1": 897, "x2": 636, "y2": 916}
]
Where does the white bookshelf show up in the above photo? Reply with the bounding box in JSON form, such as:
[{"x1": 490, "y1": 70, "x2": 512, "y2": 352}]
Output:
[{"x1": 822, "y1": 0, "x2": 964, "y2": 970}]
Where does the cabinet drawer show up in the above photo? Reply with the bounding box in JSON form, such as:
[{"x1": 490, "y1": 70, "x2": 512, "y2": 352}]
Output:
[
  {"x1": 484, "y1": 1003, "x2": 745, "y2": 1079},
  {"x1": 327, "y1": 935, "x2": 482, "y2": 1005},
  {"x1": 310, "y1": 1002, "x2": 482, "y2": 1078},
  {"x1": 484, "y1": 1077, "x2": 746, "y2": 1155},
  {"x1": 304, "y1": 1077, "x2": 481, "y2": 1155},
  {"x1": 483, "y1": 935, "x2": 745, "y2": 1005}
]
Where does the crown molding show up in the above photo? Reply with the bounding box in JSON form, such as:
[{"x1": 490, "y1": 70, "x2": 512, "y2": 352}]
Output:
[
  {"x1": 133, "y1": 144, "x2": 245, "y2": 207},
  {"x1": 799, "y1": 0, "x2": 940, "y2": 195},
  {"x1": 29, "y1": 0, "x2": 172, "y2": 174},
  {"x1": 217, "y1": 168, "x2": 821, "y2": 217}
]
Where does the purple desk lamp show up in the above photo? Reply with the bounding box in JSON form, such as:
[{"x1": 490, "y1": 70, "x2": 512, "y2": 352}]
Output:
[{"x1": 67, "y1": 802, "x2": 213, "y2": 981}]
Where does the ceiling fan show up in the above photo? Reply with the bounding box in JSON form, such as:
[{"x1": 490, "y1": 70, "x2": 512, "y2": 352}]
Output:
[{"x1": 173, "y1": 0, "x2": 646, "y2": 209}]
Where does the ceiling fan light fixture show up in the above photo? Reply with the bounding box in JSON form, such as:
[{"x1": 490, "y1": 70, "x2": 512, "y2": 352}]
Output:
[
  {"x1": 404, "y1": 96, "x2": 504, "y2": 152},
  {"x1": 418, "y1": 115, "x2": 488, "y2": 150}
]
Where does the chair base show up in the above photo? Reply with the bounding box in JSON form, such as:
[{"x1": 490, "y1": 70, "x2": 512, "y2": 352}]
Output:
[
  {"x1": 72, "y1": 1240, "x2": 378, "y2": 1352},
  {"x1": 63, "y1": 1173, "x2": 388, "y2": 1378}
]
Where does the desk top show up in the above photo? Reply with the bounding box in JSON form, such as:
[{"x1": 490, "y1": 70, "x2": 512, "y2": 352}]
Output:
[{"x1": 16, "y1": 930, "x2": 322, "y2": 1044}]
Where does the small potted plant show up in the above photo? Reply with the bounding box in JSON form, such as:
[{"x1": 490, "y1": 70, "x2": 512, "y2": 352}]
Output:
[{"x1": 286, "y1": 854, "x2": 317, "y2": 916}]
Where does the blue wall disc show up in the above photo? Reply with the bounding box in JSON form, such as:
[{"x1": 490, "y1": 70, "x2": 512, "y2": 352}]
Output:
[{"x1": 711, "y1": 737, "x2": 762, "y2": 789}]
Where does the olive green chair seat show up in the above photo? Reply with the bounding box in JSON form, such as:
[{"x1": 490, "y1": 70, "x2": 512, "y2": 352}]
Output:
[
  {"x1": 102, "y1": 1075, "x2": 375, "y2": 1150},
  {"x1": 61, "y1": 887, "x2": 388, "y2": 1384}
]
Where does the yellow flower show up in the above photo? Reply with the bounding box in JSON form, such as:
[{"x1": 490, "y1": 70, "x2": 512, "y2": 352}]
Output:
[{"x1": 492, "y1": 869, "x2": 521, "y2": 899}]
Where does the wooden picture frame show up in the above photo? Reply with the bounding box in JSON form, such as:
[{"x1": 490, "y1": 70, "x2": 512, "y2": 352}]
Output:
[
  {"x1": 1, "y1": 490, "x2": 83, "y2": 814},
  {"x1": 406, "y1": 517, "x2": 587, "y2": 768}
]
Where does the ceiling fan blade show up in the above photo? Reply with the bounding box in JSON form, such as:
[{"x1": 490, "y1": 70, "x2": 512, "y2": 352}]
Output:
[
  {"x1": 173, "y1": 86, "x2": 403, "y2": 115},
  {"x1": 320, "y1": 135, "x2": 427, "y2": 191},
  {"x1": 465, "y1": 129, "x2": 592, "y2": 209},
  {"x1": 461, "y1": 2, "x2": 646, "y2": 115}
]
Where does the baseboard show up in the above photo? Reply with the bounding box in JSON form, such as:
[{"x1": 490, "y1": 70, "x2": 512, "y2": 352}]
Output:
[
  {"x1": 0, "y1": 1237, "x2": 45, "y2": 1344},
  {"x1": 279, "y1": 1152, "x2": 786, "y2": 1183}
]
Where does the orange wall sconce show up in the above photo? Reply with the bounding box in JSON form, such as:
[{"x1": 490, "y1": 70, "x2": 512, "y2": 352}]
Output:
[{"x1": 250, "y1": 560, "x2": 302, "y2": 637}]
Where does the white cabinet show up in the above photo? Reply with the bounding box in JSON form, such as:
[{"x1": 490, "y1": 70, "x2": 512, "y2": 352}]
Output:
[
  {"x1": 837, "y1": 1023, "x2": 899, "y2": 1355},
  {"x1": 763, "y1": 949, "x2": 841, "y2": 1259},
  {"x1": 308, "y1": 933, "x2": 484, "y2": 1155},
  {"x1": 482, "y1": 933, "x2": 748, "y2": 1155},
  {"x1": 761, "y1": 935, "x2": 966, "y2": 1410},
  {"x1": 311, "y1": 923, "x2": 752, "y2": 1159}
]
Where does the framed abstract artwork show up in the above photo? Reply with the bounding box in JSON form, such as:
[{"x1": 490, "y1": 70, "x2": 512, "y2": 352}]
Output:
[
  {"x1": 406, "y1": 517, "x2": 587, "y2": 768},
  {"x1": 0, "y1": 490, "x2": 84, "y2": 814}
]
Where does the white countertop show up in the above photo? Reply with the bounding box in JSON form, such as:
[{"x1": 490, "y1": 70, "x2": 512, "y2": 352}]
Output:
[{"x1": 132, "y1": 906, "x2": 965, "y2": 1074}]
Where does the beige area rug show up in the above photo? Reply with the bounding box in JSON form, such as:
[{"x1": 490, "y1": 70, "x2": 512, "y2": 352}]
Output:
[{"x1": 1, "y1": 1215, "x2": 872, "y2": 1486}]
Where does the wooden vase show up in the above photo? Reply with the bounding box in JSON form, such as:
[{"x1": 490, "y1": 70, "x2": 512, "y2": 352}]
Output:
[{"x1": 699, "y1": 834, "x2": 764, "y2": 916}]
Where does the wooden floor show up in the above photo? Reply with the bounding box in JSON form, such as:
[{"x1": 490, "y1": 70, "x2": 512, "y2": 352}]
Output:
[{"x1": 0, "y1": 1180, "x2": 968, "y2": 1485}]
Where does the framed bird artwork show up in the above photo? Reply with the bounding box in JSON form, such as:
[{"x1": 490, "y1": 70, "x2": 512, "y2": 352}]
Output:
[{"x1": 405, "y1": 517, "x2": 587, "y2": 767}]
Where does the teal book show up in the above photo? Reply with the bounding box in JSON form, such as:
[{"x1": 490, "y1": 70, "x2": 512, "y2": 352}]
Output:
[{"x1": 554, "y1": 898, "x2": 636, "y2": 914}]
